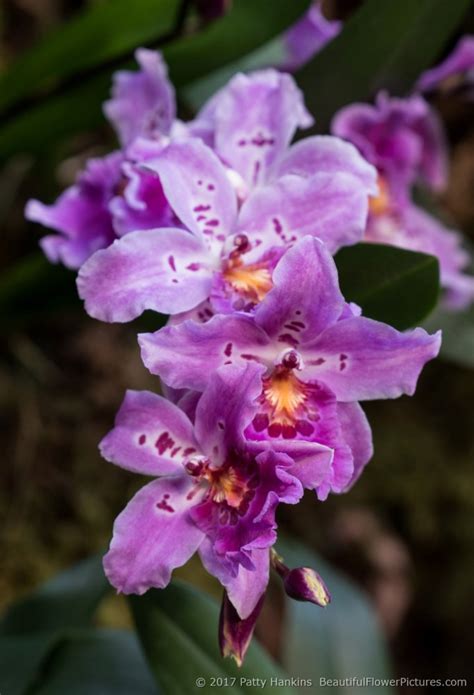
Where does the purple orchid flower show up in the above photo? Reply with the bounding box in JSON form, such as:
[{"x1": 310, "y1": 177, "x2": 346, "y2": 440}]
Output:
[
  {"x1": 103, "y1": 48, "x2": 176, "y2": 148},
  {"x1": 283, "y1": 1, "x2": 341, "y2": 72},
  {"x1": 332, "y1": 92, "x2": 474, "y2": 309},
  {"x1": 101, "y1": 362, "x2": 306, "y2": 621},
  {"x1": 417, "y1": 35, "x2": 474, "y2": 97},
  {"x1": 332, "y1": 91, "x2": 448, "y2": 201},
  {"x1": 138, "y1": 236, "x2": 441, "y2": 500},
  {"x1": 26, "y1": 49, "x2": 177, "y2": 270},
  {"x1": 77, "y1": 136, "x2": 376, "y2": 322}
]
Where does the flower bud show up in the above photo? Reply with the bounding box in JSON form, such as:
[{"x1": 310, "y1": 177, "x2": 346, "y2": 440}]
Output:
[
  {"x1": 270, "y1": 549, "x2": 331, "y2": 607},
  {"x1": 283, "y1": 567, "x2": 331, "y2": 607},
  {"x1": 219, "y1": 591, "x2": 264, "y2": 667}
]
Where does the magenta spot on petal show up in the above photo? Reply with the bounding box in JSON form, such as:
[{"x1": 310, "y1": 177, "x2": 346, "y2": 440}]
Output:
[
  {"x1": 268, "y1": 423, "x2": 282, "y2": 438},
  {"x1": 241, "y1": 353, "x2": 259, "y2": 361},
  {"x1": 207, "y1": 184, "x2": 215, "y2": 191},
  {"x1": 296, "y1": 420, "x2": 314, "y2": 436},
  {"x1": 224, "y1": 360, "x2": 232, "y2": 365},
  {"x1": 196, "y1": 214, "x2": 206, "y2": 221},
  {"x1": 168, "y1": 255, "x2": 176, "y2": 272},
  {"x1": 197, "y1": 180, "x2": 203, "y2": 186},
  {"x1": 172, "y1": 279, "x2": 178, "y2": 284},
  {"x1": 282, "y1": 425, "x2": 297, "y2": 439},
  {"x1": 138, "y1": 434, "x2": 146, "y2": 445},
  {"x1": 224, "y1": 342, "x2": 233, "y2": 357},
  {"x1": 340, "y1": 353, "x2": 348, "y2": 360},
  {"x1": 273, "y1": 217, "x2": 283, "y2": 234},
  {"x1": 156, "y1": 495, "x2": 174, "y2": 513},
  {"x1": 155, "y1": 432, "x2": 174, "y2": 455},
  {"x1": 217, "y1": 421, "x2": 225, "y2": 430},
  {"x1": 308, "y1": 358, "x2": 325, "y2": 366},
  {"x1": 340, "y1": 362, "x2": 346, "y2": 371},
  {"x1": 183, "y1": 447, "x2": 197, "y2": 456},
  {"x1": 252, "y1": 413, "x2": 269, "y2": 432},
  {"x1": 207, "y1": 218, "x2": 219, "y2": 226},
  {"x1": 216, "y1": 234, "x2": 226, "y2": 241},
  {"x1": 295, "y1": 310, "x2": 301, "y2": 315},
  {"x1": 186, "y1": 263, "x2": 201, "y2": 271},
  {"x1": 171, "y1": 446, "x2": 181, "y2": 457},
  {"x1": 193, "y1": 204, "x2": 211, "y2": 212}
]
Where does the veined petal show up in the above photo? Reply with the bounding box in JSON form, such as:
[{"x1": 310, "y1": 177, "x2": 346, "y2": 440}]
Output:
[
  {"x1": 77, "y1": 228, "x2": 213, "y2": 322},
  {"x1": 212, "y1": 69, "x2": 313, "y2": 187},
  {"x1": 224, "y1": 548, "x2": 270, "y2": 620},
  {"x1": 139, "y1": 314, "x2": 273, "y2": 391},
  {"x1": 238, "y1": 172, "x2": 370, "y2": 254},
  {"x1": 254, "y1": 237, "x2": 345, "y2": 342},
  {"x1": 99, "y1": 390, "x2": 199, "y2": 476},
  {"x1": 273, "y1": 135, "x2": 377, "y2": 193},
  {"x1": 302, "y1": 317, "x2": 441, "y2": 401},
  {"x1": 144, "y1": 139, "x2": 237, "y2": 252},
  {"x1": 337, "y1": 402, "x2": 373, "y2": 490},
  {"x1": 103, "y1": 476, "x2": 204, "y2": 594},
  {"x1": 103, "y1": 48, "x2": 175, "y2": 146},
  {"x1": 194, "y1": 364, "x2": 266, "y2": 464}
]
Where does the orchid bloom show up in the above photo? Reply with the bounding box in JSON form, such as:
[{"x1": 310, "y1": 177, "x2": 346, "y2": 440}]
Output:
[
  {"x1": 283, "y1": 1, "x2": 341, "y2": 72},
  {"x1": 101, "y1": 363, "x2": 305, "y2": 622},
  {"x1": 417, "y1": 35, "x2": 474, "y2": 97},
  {"x1": 333, "y1": 92, "x2": 474, "y2": 309},
  {"x1": 25, "y1": 49, "x2": 176, "y2": 269},
  {"x1": 77, "y1": 136, "x2": 376, "y2": 323},
  {"x1": 139, "y1": 237, "x2": 441, "y2": 500}
]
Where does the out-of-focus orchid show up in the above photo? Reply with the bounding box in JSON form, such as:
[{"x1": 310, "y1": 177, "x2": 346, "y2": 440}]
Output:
[
  {"x1": 417, "y1": 35, "x2": 474, "y2": 97},
  {"x1": 333, "y1": 92, "x2": 474, "y2": 308},
  {"x1": 283, "y1": 1, "x2": 341, "y2": 72}
]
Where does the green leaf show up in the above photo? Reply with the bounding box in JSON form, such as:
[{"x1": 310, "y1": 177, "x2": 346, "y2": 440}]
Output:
[
  {"x1": 0, "y1": 632, "x2": 63, "y2": 695},
  {"x1": 129, "y1": 580, "x2": 298, "y2": 695},
  {"x1": 165, "y1": 0, "x2": 309, "y2": 87},
  {"x1": 424, "y1": 303, "x2": 474, "y2": 368},
  {"x1": 0, "y1": 0, "x2": 310, "y2": 160},
  {"x1": 335, "y1": 244, "x2": 440, "y2": 330},
  {"x1": 33, "y1": 629, "x2": 157, "y2": 695},
  {"x1": 276, "y1": 538, "x2": 394, "y2": 694},
  {"x1": 1, "y1": 554, "x2": 109, "y2": 635},
  {"x1": 0, "y1": 0, "x2": 181, "y2": 115},
  {"x1": 297, "y1": 0, "x2": 471, "y2": 131}
]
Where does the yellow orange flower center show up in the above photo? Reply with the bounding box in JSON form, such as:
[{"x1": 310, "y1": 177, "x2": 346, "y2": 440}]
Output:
[
  {"x1": 223, "y1": 258, "x2": 273, "y2": 303},
  {"x1": 206, "y1": 465, "x2": 250, "y2": 508},
  {"x1": 262, "y1": 368, "x2": 308, "y2": 426},
  {"x1": 369, "y1": 174, "x2": 391, "y2": 216}
]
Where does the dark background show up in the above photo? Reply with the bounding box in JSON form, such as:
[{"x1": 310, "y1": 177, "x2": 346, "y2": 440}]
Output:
[{"x1": 0, "y1": 1, "x2": 473, "y2": 692}]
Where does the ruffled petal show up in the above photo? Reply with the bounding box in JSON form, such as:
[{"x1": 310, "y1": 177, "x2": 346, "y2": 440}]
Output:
[
  {"x1": 301, "y1": 317, "x2": 441, "y2": 401},
  {"x1": 104, "y1": 48, "x2": 175, "y2": 146},
  {"x1": 273, "y1": 135, "x2": 377, "y2": 193},
  {"x1": 103, "y1": 476, "x2": 204, "y2": 594},
  {"x1": 210, "y1": 69, "x2": 313, "y2": 187},
  {"x1": 144, "y1": 139, "x2": 237, "y2": 253},
  {"x1": 238, "y1": 172, "x2": 370, "y2": 254},
  {"x1": 254, "y1": 236, "x2": 345, "y2": 342},
  {"x1": 100, "y1": 390, "x2": 199, "y2": 476},
  {"x1": 77, "y1": 228, "x2": 213, "y2": 322},
  {"x1": 139, "y1": 314, "x2": 273, "y2": 391}
]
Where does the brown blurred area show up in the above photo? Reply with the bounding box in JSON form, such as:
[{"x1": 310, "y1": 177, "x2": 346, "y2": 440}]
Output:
[{"x1": 0, "y1": 2, "x2": 474, "y2": 693}]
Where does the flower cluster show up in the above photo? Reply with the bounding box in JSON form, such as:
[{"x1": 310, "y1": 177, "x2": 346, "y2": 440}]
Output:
[
  {"x1": 26, "y1": 50, "x2": 442, "y2": 663},
  {"x1": 284, "y1": 8, "x2": 474, "y2": 308}
]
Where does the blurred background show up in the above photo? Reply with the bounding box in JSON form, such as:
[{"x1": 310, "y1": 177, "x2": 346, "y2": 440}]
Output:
[{"x1": 0, "y1": 1, "x2": 473, "y2": 693}]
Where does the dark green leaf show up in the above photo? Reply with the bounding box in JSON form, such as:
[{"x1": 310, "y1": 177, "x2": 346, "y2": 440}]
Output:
[
  {"x1": 34, "y1": 629, "x2": 157, "y2": 695},
  {"x1": 165, "y1": 0, "x2": 310, "y2": 87},
  {"x1": 277, "y1": 538, "x2": 394, "y2": 694},
  {"x1": 297, "y1": 0, "x2": 471, "y2": 131},
  {"x1": 0, "y1": 632, "x2": 63, "y2": 695},
  {"x1": 0, "y1": 0, "x2": 310, "y2": 160},
  {"x1": 424, "y1": 303, "x2": 474, "y2": 368},
  {"x1": 0, "y1": 0, "x2": 180, "y2": 115},
  {"x1": 1, "y1": 555, "x2": 108, "y2": 635},
  {"x1": 335, "y1": 244, "x2": 440, "y2": 329},
  {"x1": 130, "y1": 580, "x2": 298, "y2": 695}
]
